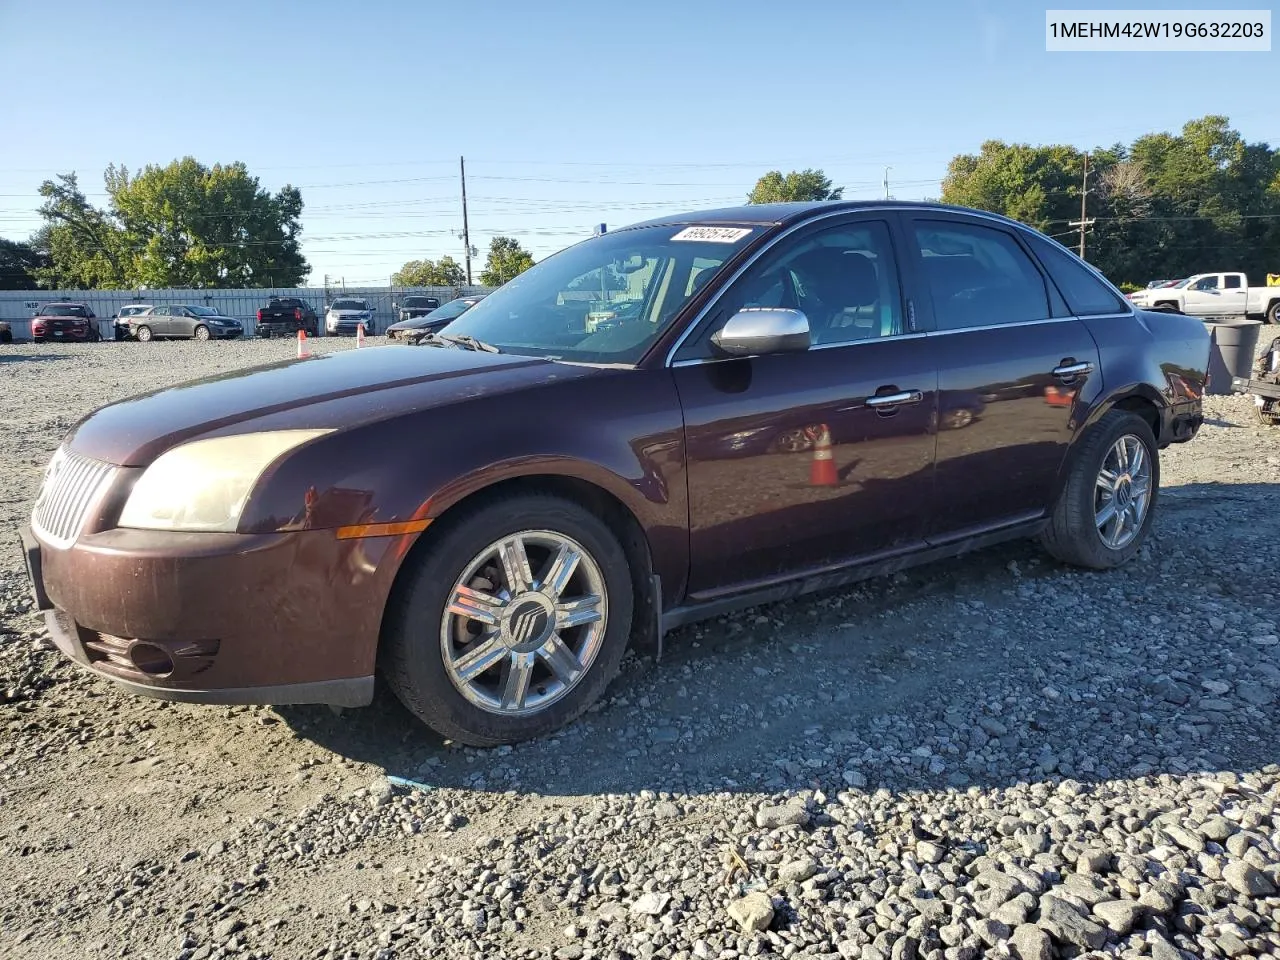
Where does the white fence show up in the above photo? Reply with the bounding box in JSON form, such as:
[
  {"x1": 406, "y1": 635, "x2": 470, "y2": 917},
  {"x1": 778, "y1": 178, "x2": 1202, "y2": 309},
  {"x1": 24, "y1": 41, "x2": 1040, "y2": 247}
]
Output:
[{"x1": 0, "y1": 285, "x2": 492, "y2": 340}]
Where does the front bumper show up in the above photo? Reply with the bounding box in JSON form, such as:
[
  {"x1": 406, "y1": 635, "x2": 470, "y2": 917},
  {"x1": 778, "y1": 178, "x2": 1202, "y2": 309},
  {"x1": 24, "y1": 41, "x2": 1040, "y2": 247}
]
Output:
[{"x1": 19, "y1": 522, "x2": 392, "y2": 707}]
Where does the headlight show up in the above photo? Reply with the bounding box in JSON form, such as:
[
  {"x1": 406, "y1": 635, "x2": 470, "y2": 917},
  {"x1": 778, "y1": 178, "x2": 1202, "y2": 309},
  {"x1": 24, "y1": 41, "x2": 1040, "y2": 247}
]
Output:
[{"x1": 118, "y1": 430, "x2": 333, "y2": 532}]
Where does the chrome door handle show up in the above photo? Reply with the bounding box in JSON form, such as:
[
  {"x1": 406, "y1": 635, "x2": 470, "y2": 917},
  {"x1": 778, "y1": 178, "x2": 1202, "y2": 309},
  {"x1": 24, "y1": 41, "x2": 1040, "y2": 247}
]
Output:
[
  {"x1": 1053, "y1": 361, "x2": 1093, "y2": 377},
  {"x1": 865, "y1": 389, "x2": 924, "y2": 408}
]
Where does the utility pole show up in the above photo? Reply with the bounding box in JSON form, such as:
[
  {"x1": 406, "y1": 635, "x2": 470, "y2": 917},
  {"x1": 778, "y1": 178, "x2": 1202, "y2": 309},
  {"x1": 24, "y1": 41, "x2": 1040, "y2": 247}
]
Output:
[
  {"x1": 460, "y1": 156, "x2": 473, "y2": 286},
  {"x1": 883, "y1": 166, "x2": 891, "y2": 200},
  {"x1": 1068, "y1": 152, "x2": 1095, "y2": 259}
]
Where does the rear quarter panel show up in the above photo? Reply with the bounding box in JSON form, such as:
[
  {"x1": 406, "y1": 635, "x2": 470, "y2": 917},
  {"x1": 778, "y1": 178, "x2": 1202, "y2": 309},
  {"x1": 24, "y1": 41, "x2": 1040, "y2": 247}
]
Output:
[{"x1": 1079, "y1": 309, "x2": 1210, "y2": 443}]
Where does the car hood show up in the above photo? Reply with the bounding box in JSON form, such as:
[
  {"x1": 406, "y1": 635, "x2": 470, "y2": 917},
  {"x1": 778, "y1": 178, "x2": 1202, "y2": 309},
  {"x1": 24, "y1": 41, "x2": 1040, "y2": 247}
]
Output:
[
  {"x1": 387, "y1": 316, "x2": 436, "y2": 330},
  {"x1": 65, "y1": 345, "x2": 590, "y2": 466}
]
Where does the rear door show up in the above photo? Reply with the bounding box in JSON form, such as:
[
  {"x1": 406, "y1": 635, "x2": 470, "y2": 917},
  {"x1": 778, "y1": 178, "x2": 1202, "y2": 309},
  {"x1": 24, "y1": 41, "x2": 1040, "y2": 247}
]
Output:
[{"x1": 903, "y1": 213, "x2": 1102, "y2": 538}]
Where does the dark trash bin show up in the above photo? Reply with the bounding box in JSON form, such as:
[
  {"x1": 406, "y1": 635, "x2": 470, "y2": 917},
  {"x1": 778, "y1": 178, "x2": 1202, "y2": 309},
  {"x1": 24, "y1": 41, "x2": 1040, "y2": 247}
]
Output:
[{"x1": 1205, "y1": 319, "x2": 1263, "y2": 395}]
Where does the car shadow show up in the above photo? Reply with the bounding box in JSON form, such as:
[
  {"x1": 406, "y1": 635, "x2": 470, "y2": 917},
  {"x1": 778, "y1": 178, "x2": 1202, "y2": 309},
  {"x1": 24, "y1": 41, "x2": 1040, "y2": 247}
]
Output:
[
  {"x1": 279, "y1": 480, "x2": 1280, "y2": 799},
  {"x1": 0, "y1": 352, "x2": 73, "y2": 364}
]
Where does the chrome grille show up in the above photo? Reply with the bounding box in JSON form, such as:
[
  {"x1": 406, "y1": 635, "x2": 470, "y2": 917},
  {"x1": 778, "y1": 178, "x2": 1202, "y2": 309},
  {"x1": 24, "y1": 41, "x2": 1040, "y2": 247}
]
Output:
[{"x1": 31, "y1": 447, "x2": 115, "y2": 548}]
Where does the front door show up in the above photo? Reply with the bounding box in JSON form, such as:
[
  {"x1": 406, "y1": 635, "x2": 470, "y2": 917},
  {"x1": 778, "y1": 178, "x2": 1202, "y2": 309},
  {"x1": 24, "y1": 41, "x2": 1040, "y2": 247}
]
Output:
[
  {"x1": 672, "y1": 215, "x2": 939, "y2": 599},
  {"x1": 1183, "y1": 274, "x2": 1231, "y2": 317},
  {"x1": 903, "y1": 214, "x2": 1102, "y2": 537}
]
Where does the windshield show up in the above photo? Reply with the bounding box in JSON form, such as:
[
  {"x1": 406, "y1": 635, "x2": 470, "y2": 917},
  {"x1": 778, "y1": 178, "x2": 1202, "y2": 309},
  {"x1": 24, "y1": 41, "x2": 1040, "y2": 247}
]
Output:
[
  {"x1": 1171, "y1": 278, "x2": 1191, "y2": 288},
  {"x1": 404, "y1": 296, "x2": 435, "y2": 307},
  {"x1": 332, "y1": 299, "x2": 366, "y2": 310},
  {"x1": 426, "y1": 298, "x2": 477, "y2": 322},
  {"x1": 440, "y1": 223, "x2": 762, "y2": 363},
  {"x1": 39, "y1": 304, "x2": 86, "y2": 317}
]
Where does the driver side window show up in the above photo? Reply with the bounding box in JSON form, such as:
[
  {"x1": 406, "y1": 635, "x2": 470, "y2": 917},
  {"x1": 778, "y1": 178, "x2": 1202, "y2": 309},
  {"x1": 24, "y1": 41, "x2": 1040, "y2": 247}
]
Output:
[{"x1": 676, "y1": 219, "x2": 905, "y2": 359}]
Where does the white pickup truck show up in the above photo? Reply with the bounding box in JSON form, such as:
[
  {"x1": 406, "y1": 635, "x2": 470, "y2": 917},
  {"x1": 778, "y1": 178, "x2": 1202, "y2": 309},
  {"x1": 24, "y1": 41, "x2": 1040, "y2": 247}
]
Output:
[{"x1": 1128, "y1": 272, "x2": 1280, "y2": 324}]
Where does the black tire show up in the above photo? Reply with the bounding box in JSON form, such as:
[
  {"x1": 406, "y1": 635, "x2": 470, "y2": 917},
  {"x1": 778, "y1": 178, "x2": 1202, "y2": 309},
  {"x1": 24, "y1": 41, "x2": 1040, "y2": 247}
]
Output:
[
  {"x1": 0, "y1": 330, "x2": 11, "y2": 344},
  {"x1": 1153, "y1": 301, "x2": 1181, "y2": 314},
  {"x1": 135, "y1": 325, "x2": 153, "y2": 343},
  {"x1": 193, "y1": 325, "x2": 210, "y2": 341},
  {"x1": 1266, "y1": 301, "x2": 1280, "y2": 325},
  {"x1": 382, "y1": 493, "x2": 635, "y2": 746},
  {"x1": 1040, "y1": 410, "x2": 1159, "y2": 570}
]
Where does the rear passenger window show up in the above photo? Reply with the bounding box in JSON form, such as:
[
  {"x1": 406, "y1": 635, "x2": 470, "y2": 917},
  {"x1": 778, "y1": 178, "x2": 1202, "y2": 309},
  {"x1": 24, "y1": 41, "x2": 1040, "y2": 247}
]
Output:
[
  {"x1": 1223, "y1": 274, "x2": 1242, "y2": 289},
  {"x1": 912, "y1": 221, "x2": 1049, "y2": 331},
  {"x1": 1026, "y1": 234, "x2": 1128, "y2": 315}
]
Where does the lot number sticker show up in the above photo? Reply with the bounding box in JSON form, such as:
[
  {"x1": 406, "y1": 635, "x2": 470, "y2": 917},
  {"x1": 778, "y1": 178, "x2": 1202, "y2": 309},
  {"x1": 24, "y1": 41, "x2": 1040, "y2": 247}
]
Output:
[{"x1": 670, "y1": 226, "x2": 753, "y2": 243}]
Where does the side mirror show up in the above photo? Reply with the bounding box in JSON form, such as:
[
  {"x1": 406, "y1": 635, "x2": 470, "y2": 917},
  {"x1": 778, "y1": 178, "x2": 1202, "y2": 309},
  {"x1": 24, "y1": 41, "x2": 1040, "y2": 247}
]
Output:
[{"x1": 710, "y1": 307, "x2": 811, "y2": 358}]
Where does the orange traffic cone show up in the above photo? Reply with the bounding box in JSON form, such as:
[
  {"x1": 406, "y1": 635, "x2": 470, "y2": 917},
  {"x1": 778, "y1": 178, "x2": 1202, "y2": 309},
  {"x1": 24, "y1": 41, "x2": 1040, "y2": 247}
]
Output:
[
  {"x1": 356, "y1": 323, "x2": 365, "y2": 348},
  {"x1": 809, "y1": 424, "x2": 838, "y2": 486},
  {"x1": 297, "y1": 329, "x2": 309, "y2": 358}
]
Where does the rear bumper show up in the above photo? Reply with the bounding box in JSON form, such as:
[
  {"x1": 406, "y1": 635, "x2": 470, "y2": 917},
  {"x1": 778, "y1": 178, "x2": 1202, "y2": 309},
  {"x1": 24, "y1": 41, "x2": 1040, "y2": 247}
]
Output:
[
  {"x1": 20, "y1": 521, "x2": 403, "y2": 707},
  {"x1": 1233, "y1": 376, "x2": 1280, "y2": 400}
]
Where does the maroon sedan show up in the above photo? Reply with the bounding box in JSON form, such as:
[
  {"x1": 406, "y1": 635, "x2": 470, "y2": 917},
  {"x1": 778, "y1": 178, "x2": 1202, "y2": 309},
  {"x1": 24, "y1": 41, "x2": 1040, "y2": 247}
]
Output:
[{"x1": 19, "y1": 202, "x2": 1210, "y2": 746}]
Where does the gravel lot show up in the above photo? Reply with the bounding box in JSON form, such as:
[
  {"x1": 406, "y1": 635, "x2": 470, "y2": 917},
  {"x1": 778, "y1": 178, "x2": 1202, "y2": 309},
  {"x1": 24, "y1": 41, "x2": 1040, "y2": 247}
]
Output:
[{"x1": 2, "y1": 334, "x2": 1279, "y2": 960}]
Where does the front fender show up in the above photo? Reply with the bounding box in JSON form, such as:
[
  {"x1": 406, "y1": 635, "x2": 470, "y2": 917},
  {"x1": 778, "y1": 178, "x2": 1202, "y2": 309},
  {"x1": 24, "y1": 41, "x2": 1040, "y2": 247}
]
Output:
[{"x1": 240, "y1": 366, "x2": 690, "y2": 602}]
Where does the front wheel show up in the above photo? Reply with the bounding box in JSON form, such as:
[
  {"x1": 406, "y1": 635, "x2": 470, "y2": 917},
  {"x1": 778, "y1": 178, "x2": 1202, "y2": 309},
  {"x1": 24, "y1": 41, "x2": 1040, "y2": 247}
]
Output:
[
  {"x1": 1040, "y1": 410, "x2": 1159, "y2": 569},
  {"x1": 193, "y1": 325, "x2": 211, "y2": 341},
  {"x1": 135, "y1": 325, "x2": 153, "y2": 343},
  {"x1": 382, "y1": 494, "x2": 634, "y2": 746}
]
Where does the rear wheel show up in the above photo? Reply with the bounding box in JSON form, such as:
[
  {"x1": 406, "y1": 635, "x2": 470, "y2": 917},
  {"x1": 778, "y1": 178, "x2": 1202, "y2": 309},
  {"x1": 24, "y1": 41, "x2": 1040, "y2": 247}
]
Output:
[
  {"x1": 193, "y1": 325, "x2": 210, "y2": 341},
  {"x1": 1040, "y1": 410, "x2": 1159, "y2": 570},
  {"x1": 382, "y1": 494, "x2": 634, "y2": 746},
  {"x1": 1266, "y1": 301, "x2": 1280, "y2": 325},
  {"x1": 135, "y1": 325, "x2": 153, "y2": 343},
  {"x1": 1, "y1": 329, "x2": 12, "y2": 344}
]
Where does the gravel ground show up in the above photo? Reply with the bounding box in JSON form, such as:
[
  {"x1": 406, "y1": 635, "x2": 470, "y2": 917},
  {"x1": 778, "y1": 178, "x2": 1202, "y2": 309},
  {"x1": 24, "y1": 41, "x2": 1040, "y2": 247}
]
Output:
[{"x1": 1, "y1": 334, "x2": 1279, "y2": 960}]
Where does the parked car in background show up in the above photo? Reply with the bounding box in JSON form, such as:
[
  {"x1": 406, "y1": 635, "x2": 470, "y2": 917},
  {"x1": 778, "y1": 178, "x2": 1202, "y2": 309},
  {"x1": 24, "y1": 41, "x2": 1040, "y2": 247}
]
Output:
[
  {"x1": 256, "y1": 297, "x2": 319, "y2": 338},
  {"x1": 113, "y1": 304, "x2": 152, "y2": 341},
  {"x1": 325, "y1": 298, "x2": 376, "y2": 336},
  {"x1": 1128, "y1": 271, "x2": 1280, "y2": 323},
  {"x1": 0, "y1": 320, "x2": 11, "y2": 343},
  {"x1": 31, "y1": 302, "x2": 100, "y2": 343},
  {"x1": 396, "y1": 295, "x2": 441, "y2": 325},
  {"x1": 20, "y1": 201, "x2": 1211, "y2": 747},
  {"x1": 385, "y1": 295, "x2": 486, "y2": 340},
  {"x1": 129, "y1": 304, "x2": 244, "y2": 342}
]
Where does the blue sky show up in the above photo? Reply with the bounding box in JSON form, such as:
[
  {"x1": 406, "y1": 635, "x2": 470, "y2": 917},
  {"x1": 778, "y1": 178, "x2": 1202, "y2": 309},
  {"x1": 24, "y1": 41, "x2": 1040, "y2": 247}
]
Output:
[{"x1": 1, "y1": 0, "x2": 1275, "y2": 285}]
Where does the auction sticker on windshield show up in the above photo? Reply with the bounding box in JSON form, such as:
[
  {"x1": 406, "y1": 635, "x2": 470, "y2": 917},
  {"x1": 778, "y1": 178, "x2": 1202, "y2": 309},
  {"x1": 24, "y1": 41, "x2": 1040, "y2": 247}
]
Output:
[{"x1": 671, "y1": 226, "x2": 753, "y2": 243}]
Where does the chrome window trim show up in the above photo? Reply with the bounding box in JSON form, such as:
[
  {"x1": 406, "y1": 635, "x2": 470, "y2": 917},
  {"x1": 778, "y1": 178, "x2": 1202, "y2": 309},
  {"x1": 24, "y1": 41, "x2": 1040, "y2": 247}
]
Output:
[
  {"x1": 662, "y1": 204, "x2": 1136, "y2": 367},
  {"x1": 926, "y1": 316, "x2": 1074, "y2": 336},
  {"x1": 670, "y1": 331, "x2": 928, "y2": 368}
]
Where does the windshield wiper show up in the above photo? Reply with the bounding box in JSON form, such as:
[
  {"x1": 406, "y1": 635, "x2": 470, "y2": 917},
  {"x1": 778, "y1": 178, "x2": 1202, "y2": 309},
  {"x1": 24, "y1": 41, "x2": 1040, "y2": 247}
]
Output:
[{"x1": 413, "y1": 331, "x2": 500, "y2": 353}]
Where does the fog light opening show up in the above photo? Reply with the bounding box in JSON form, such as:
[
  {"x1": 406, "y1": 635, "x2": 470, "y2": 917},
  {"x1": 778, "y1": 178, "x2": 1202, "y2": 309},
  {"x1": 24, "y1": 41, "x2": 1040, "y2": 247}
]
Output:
[{"x1": 128, "y1": 641, "x2": 175, "y2": 678}]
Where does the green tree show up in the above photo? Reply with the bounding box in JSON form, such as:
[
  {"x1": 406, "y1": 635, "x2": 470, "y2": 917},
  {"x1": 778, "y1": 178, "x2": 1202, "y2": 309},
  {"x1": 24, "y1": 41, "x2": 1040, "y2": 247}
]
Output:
[
  {"x1": 393, "y1": 255, "x2": 466, "y2": 287},
  {"x1": 479, "y1": 236, "x2": 536, "y2": 286},
  {"x1": 939, "y1": 116, "x2": 1280, "y2": 286},
  {"x1": 747, "y1": 169, "x2": 844, "y2": 204},
  {"x1": 33, "y1": 173, "x2": 128, "y2": 288},
  {"x1": 31, "y1": 160, "x2": 308, "y2": 289},
  {"x1": 105, "y1": 158, "x2": 308, "y2": 287},
  {"x1": 0, "y1": 237, "x2": 49, "y2": 290}
]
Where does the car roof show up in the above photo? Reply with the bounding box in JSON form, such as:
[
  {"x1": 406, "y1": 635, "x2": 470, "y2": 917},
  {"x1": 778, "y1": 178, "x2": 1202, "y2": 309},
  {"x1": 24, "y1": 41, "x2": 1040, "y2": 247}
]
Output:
[{"x1": 623, "y1": 200, "x2": 1027, "y2": 232}]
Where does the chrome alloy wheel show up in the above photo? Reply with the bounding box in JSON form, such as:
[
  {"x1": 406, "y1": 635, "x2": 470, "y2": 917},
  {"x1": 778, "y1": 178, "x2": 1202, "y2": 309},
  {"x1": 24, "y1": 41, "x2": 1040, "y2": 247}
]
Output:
[
  {"x1": 1095, "y1": 434, "x2": 1152, "y2": 550},
  {"x1": 440, "y1": 531, "x2": 608, "y2": 716}
]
